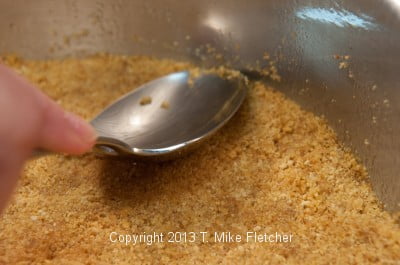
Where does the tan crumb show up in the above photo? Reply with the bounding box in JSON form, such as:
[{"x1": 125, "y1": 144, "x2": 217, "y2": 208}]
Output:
[
  {"x1": 62, "y1": 29, "x2": 90, "y2": 47},
  {"x1": 0, "y1": 54, "x2": 398, "y2": 265},
  {"x1": 139, "y1": 96, "x2": 152, "y2": 105},
  {"x1": 383, "y1": 99, "x2": 390, "y2": 107},
  {"x1": 339, "y1": 61, "x2": 349, "y2": 69},
  {"x1": 160, "y1": 101, "x2": 170, "y2": 109},
  {"x1": 269, "y1": 65, "x2": 281, "y2": 82},
  {"x1": 188, "y1": 66, "x2": 247, "y2": 88}
]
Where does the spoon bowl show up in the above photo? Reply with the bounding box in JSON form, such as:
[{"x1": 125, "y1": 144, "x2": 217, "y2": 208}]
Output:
[{"x1": 91, "y1": 71, "x2": 247, "y2": 160}]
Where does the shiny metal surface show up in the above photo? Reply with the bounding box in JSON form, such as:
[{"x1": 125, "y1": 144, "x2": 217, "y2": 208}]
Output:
[
  {"x1": 91, "y1": 71, "x2": 247, "y2": 160},
  {"x1": 0, "y1": 0, "x2": 398, "y2": 210}
]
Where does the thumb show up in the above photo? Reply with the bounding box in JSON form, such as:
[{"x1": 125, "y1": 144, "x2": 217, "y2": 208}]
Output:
[
  {"x1": 0, "y1": 63, "x2": 96, "y2": 155},
  {"x1": 0, "y1": 64, "x2": 96, "y2": 213},
  {"x1": 37, "y1": 99, "x2": 97, "y2": 155},
  {"x1": 0, "y1": 149, "x2": 28, "y2": 213}
]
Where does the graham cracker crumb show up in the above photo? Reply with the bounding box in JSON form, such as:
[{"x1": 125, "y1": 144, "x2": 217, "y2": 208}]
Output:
[
  {"x1": 0, "y1": 54, "x2": 398, "y2": 264},
  {"x1": 160, "y1": 101, "x2": 170, "y2": 109},
  {"x1": 339, "y1": 61, "x2": 349, "y2": 69},
  {"x1": 139, "y1": 96, "x2": 152, "y2": 105},
  {"x1": 263, "y1": 52, "x2": 270, "y2": 60}
]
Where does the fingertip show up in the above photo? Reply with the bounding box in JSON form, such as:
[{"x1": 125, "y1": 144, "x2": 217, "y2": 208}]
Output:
[
  {"x1": 38, "y1": 103, "x2": 97, "y2": 155},
  {"x1": 62, "y1": 111, "x2": 97, "y2": 154}
]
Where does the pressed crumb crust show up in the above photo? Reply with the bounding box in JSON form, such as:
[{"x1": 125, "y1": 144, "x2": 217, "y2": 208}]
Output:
[{"x1": 0, "y1": 54, "x2": 399, "y2": 264}]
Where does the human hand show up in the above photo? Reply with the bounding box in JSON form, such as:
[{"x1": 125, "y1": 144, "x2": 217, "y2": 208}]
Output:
[{"x1": 0, "y1": 64, "x2": 96, "y2": 212}]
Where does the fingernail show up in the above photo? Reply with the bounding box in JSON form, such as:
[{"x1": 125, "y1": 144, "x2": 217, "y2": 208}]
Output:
[{"x1": 64, "y1": 112, "x2": 97, "y2": 146}]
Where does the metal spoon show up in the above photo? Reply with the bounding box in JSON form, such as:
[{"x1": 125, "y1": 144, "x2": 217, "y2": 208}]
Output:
[{"x1": 37, "y1": 71, "x2": 247, "y2": 160}]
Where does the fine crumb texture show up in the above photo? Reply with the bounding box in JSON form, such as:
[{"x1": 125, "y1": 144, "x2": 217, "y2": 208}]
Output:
[
  {"x1": 188, "y1": 66, "x2": 248, "y2": 88},
  {"x1": 0, "y1": 54, "x2": 399, "y2": 264},
  {"x1": 139, "y1": 96, "x2": 152, "y2": 105}
]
